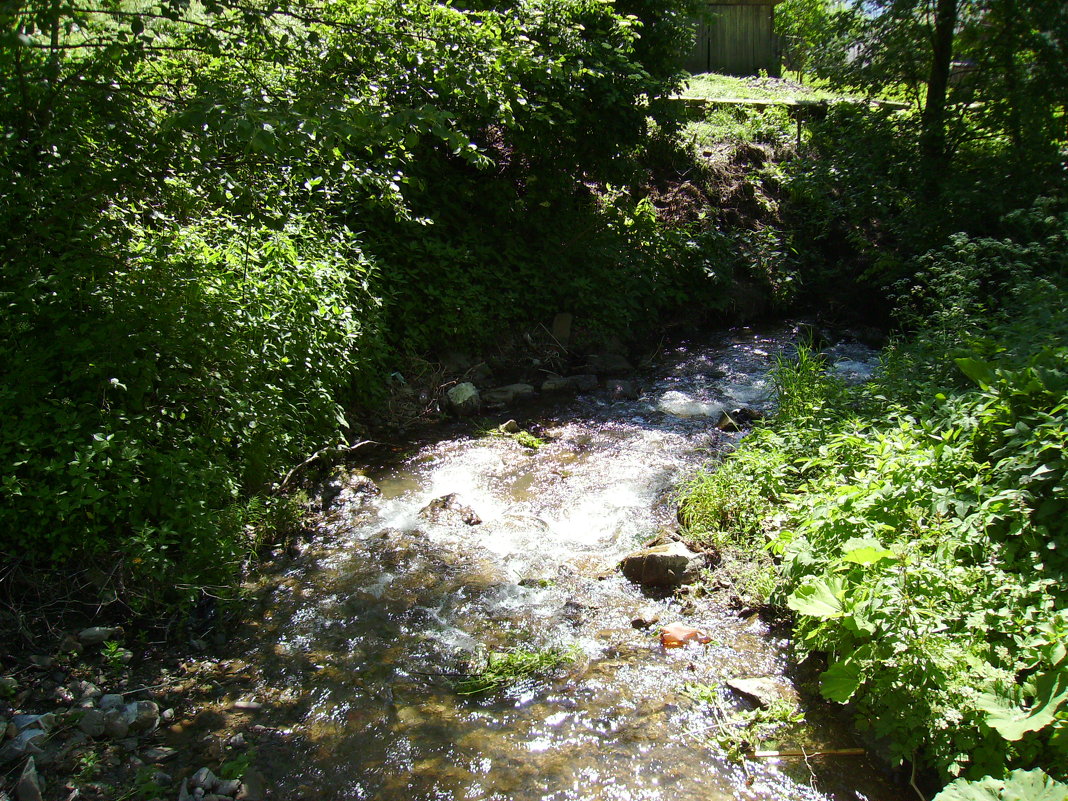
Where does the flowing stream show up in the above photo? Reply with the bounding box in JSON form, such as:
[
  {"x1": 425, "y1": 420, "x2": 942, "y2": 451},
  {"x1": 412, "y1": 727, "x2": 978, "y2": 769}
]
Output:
[{"x1": 226, "y1": 325, "x2": 905, "y2": 801}]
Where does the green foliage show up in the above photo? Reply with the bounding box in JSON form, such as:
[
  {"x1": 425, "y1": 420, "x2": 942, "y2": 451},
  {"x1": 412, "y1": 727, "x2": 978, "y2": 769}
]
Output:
[
  {"x1": 679, "y1": 213, "x2": 1068, "y2": 786},
  {"x1": 678, "y1": 443, "x2": 789, "y2": 551},
  {"x1": 933, "y1": 770, "x2": 1068, "y2": 801},
  {"x1": 512, "y1": 431, "x2": 545, "y2": 451},
  {"x1": 684, "y1": 683, "x2": 806, "y2": 760},
  {"x1": 100, "y1": 641, "x2": 128, "y2": 670},
  {"x1": 218, "y1": 746, "x2": 257, "y2": 781},
  {"x1": 455, "y1": 645, "x2": 577, "y2": 696},
  {"x1": 774, "y1": 0, "x2": 836, "y2": 82}
]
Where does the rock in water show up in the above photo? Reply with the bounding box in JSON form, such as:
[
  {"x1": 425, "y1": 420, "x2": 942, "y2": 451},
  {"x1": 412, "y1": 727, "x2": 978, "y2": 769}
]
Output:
[
  {"x1": 446, "y1": 382, "x2": 480, "y2": 416},
  {"x1": 619, "y1": 542, "x2": 706, "y2": 588},
  {"x1": 725, "y1": 677, "x2": 800, "y2": 709},
  {"x1": 606, "y1": 379, "x2": 639, "y2": 400},
  {"x1": 418, "y1": 494, "x2": 482, "y2": 526}
]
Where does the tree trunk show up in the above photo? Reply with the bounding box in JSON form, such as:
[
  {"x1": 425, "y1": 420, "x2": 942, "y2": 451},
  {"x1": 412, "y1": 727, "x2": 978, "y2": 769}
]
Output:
[{"x1": 920, "y1": 0, "x2": 957, "y2": 191}]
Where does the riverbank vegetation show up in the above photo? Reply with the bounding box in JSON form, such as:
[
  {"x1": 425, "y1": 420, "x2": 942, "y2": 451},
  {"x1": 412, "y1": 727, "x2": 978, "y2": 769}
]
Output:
[{"x1": 677, "y1": 0, "x2": 1068, "y2": 788}]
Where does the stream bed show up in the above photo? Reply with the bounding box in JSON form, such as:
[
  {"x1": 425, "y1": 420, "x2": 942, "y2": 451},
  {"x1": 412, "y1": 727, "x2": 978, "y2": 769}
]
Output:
[{"x1": 226, "y1": 325, "x2": 906, "y2": 801}]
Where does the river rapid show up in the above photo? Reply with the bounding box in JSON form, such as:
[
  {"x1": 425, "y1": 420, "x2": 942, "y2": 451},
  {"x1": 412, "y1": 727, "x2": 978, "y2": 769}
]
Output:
[{"x1": 226, "y1": 324, "x2": 905, "y2": 801}]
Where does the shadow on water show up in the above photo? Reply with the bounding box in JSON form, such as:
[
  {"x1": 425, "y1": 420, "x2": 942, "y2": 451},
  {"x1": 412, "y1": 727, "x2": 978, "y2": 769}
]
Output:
[{"x1": 199, "y1": 324, "x2": 907, "y2": 801}]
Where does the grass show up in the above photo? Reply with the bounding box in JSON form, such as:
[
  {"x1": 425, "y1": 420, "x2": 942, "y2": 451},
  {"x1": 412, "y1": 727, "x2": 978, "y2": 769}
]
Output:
[
  {"x1": 455, "y1": 646, "x2": 577, "y2": 696},
  {"x1": 680, "y1": 72, "x2": 848, "y2": 104}
]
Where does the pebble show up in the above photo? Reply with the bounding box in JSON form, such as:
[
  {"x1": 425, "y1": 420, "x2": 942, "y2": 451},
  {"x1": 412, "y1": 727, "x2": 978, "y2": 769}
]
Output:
[
  {"x1": 230, "y1": 700, "x2": 263, "y2": 712},
  {"x1": 77, "y1": 709, "x2": 105, "y2": 738},
  {"x1": 27, "y1": 656, "x2": 53, "y2": 669},
  {"x1": 142, "y1": 746, "x2": 177, "y2": 762},
  {"x1": 226, "y1": 733, "x2": 246, "y2": 749},
  {"x1": 0, "y1": 677, "x2": 16, "y2": 695},
  {"x1": 99, "y1": 694, "x2": 124, "y2": 711},
  {"x1": 191, "y1": 767, "x2": 218, "y2": 791}
]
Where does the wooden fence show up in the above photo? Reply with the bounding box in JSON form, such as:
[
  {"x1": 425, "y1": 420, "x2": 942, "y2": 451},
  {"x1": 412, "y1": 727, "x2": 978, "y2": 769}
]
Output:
[{"x1": 684, "y1": 0, "x2": 783, "y2": 77}]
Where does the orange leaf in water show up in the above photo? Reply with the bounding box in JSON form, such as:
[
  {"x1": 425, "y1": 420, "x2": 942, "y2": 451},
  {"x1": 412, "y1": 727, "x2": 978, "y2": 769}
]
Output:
[{"x1": 660, "y1": 622, "x2": 712, "y2": 648}]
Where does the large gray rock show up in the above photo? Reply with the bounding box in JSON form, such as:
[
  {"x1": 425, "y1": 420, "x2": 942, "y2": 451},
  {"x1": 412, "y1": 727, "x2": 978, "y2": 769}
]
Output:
[
  {"x1": 0, "y1": 728, "x2": 46, "y2": 766},
  {"x1": 215, "y1": 778, "x2": 242, "y2": 796},
  {"x1": 77, "y1": 626, "x2": 121, "y2": 645},
  {"x1": 102, "y1": 708, "x2": 129, "y2": 739},
  {"x1": 124, "y1": 700, "x2": 159, "y2": 734},
  {"x1": 99, "y1": 693, "x2": 124, "y2": 711},
  {"x1": 619, "y1": 542, "x2": 706, "y2": 589},
  {"x1": 77, "y1": 709, "x2": 105, "y2": 738},
  {"x1": 191, "y1": 767, "x2": 218, "y2": 791},
  {"x1": 446, "y1": 382, "x2": 480, "y2": 416}
]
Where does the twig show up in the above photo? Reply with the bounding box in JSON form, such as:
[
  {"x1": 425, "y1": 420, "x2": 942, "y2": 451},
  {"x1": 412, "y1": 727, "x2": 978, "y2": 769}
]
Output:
[
  {"x1": 910, "y1": 757, "x2": 927, "y2": 801},
  {"x1": 118, "y1": 677, "x2": 186, "y2": 696},
  {"x1": 747, "y1": 747, "x2": 865, "y2": 758},
  {"x1": 276, "y1": 439, "x2": 378, "y2": 492}
]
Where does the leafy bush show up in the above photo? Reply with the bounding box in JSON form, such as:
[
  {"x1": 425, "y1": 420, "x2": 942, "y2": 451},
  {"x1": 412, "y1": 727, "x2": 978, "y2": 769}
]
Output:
[{"x1": 0, "y1": 209, "x2": 382, "y2": 601}]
